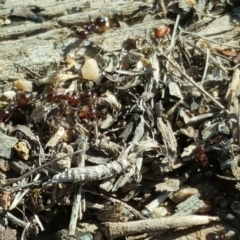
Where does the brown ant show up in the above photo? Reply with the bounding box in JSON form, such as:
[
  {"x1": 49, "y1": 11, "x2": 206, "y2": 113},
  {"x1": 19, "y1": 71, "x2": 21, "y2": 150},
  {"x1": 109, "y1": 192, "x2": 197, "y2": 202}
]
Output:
[
  {"x1": 46, "y1": 87, "x2": 80, "y2": 107},
  {"x1": 192, "y1": 138, "x2": 208, "y2": 167},
  {"x1": 0, "y1": 92, "x2": 33, "y2": 122},
  {"x1": 78, "y1": 99, "x2": 97, "y2": 120},
  {"x1": 78, "y1": 91, "x2": 99, "y2": 120},
  {"x1": 46, "y1": 85, "x2": 90, "y2": 106},
  {"x1": 46, "y1": 86, "x2": 100, "y2": 120},
  {"x1": 194, "y1": 144, "x2": 208, "y2": 167}
]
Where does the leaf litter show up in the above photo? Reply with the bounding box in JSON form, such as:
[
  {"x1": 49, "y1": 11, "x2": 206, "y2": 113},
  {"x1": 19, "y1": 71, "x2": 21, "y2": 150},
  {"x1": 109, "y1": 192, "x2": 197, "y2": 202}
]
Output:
[{"x1": 1, "y1": 1, "x2": 240, "y2": 240}]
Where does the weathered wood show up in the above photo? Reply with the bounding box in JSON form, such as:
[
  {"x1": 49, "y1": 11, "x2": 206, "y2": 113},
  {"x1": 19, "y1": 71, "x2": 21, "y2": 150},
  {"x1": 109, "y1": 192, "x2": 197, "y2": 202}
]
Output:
[{"x1": 0, "y1": 0, "x2": 155, "y2": 80}]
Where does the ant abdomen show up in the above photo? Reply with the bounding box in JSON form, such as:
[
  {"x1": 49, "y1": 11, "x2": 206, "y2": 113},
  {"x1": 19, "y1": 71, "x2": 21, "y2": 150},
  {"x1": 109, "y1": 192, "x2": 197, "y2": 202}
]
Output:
[{"x1": 76, "y1": 16, "x2": 109, "y2": 42}]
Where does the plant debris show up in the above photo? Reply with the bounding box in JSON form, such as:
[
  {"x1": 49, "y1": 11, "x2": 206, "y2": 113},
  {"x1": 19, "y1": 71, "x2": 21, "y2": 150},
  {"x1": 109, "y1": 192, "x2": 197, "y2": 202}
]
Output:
[{"x1": 1, "y1": 1, "x2": 240, "y2": 240}]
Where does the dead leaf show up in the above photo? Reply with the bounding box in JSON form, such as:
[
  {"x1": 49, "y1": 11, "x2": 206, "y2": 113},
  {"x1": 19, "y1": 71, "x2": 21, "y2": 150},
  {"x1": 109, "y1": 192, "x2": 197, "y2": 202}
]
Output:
[{"x1": 46, "y1": 126, "x2": 65, "y2": 148}]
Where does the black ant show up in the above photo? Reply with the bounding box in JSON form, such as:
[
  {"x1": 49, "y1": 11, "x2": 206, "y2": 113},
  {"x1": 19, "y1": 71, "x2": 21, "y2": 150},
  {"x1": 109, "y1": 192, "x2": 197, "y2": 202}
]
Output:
[
  {"x1": 75, "y1": 16, "x2": 109, "y2": 42},
  {"x1": 0, "y1": 92, "x2": 33, "y2": 122}
]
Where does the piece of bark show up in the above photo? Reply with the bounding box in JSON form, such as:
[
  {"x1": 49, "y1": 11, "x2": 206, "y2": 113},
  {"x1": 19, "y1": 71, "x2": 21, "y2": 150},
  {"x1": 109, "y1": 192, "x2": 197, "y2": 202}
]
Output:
[
  {"x1": 0, "y1": 226, "x2": 17, "y2": 240},
  {"x1": 231, "y1": 154, "x2": 240, "y2": 180},
  {"x1": 8, "y1": 159, "x2": 31, "y2": 175},
  {"x1": 155, "y1": 178, "x2": 180, "y2": 192},
  {"x1": 174, "y1": 195, "x2": 206, "y2": 216},
  {"x1": 157, "y1": 117, "x2": 177, "y2": 154},
  {"x1": 144, "y1": 164, "x2": 198, "y2": 214},
  {"x1": 197, "y1": 14, "x2": 235, "y2": 36}
]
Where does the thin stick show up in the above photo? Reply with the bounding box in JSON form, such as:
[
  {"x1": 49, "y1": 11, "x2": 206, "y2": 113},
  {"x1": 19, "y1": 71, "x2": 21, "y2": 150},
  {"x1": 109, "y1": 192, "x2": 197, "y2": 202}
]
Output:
[
  {"x1": 185, "y1": 40, "x2": 228, "y2": 73},
  {"x1": 159, "y1": 0, "x2": 167, "y2": 17},
  {"x1": 216, "y1": 174, "x2": 240, "y2": 181},
  {"x1": 200, "y1": 48, "x2": 209, "y2": 86},
  {"x1": 0, "y1": 207, "x2": 28, "y2": 228},
  {"x1": 68, "y1": 135, "x2": 87, "y2": 237},
  {"x1": 33, "y1": 213, "x2": 44, "y2": 232},
  {"x1": 161, "y1": 53, "x2": 229, "y2": 114},
  {"x1": 161, "y1": 14, "x2": 180, "y2": 99},
  {"x1": 186, "y1": 112, "x2": 216, "y2": 125},
  {"x1": 49, "y1": 140, "x2": 157, "y2": 184},
  {"x1": 9, "y1": 174, "x2": 40, "y2": 210},
  {"x1": 169, "y1": 14, "x2": 180, "y2": 50},
  {"x1": 179, "y1": 28, "x2": 240, "y2": 49},
  {"x1": 2, "y1": 150, "x2": 82, "y2": 187},
  {"x1": 101, "y1": 215, "x2": 220, "y2": 239}
]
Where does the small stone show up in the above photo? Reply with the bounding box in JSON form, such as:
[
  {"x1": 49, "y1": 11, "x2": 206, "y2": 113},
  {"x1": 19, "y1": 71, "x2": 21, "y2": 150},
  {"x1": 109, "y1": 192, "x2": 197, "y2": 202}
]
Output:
[
  {"x1": 13, "y1": 141, "x2": 30, "y2": 160},
  {"x1": 75, "y1": 231, "x2": 93, "y2": 240},
  {"x1": 0, "y1": 132, "x2": 18, "y2": 159},
  {"x1": 52, "y1": 153, "x2": 71, "y2": 172}
]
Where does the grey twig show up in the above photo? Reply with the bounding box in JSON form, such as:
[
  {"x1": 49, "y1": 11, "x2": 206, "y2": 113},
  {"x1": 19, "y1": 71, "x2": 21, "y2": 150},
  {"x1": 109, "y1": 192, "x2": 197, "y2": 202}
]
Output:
[
  {"x1": 179, "y1": 28, "x2": 240, "y2": 49},
  {"x1": 161, "y1": 14, "x2": 180, "y2": 99},
  {"x1": 200, "y1": 48, "x2": 210, "y2": 86},
  {"x1": 49, "y1": 140, "x2": 158, "y2": 184},
  {"x1": 0, "y1": 207, "x2": 28, "y2": 228},
  {"x1": 68, "y1": 135, "x2": 88, "y2": 237}
]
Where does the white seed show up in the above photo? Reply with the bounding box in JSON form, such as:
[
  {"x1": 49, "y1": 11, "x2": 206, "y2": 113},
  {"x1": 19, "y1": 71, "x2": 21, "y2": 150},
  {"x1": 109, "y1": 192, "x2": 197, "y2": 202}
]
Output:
[
  {"x1": 81, "y1": 58, "x2": 100, "y2": 83},
  {"x1": 14, "y1": 79, "x2": 33, "y2": 91}
]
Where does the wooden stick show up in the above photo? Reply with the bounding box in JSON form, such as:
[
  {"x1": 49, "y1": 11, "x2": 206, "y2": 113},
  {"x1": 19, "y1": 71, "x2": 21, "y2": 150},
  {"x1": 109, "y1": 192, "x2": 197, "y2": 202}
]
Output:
[{"x1": 101, "y1": 215, "x2": 220, "y2": 239}]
